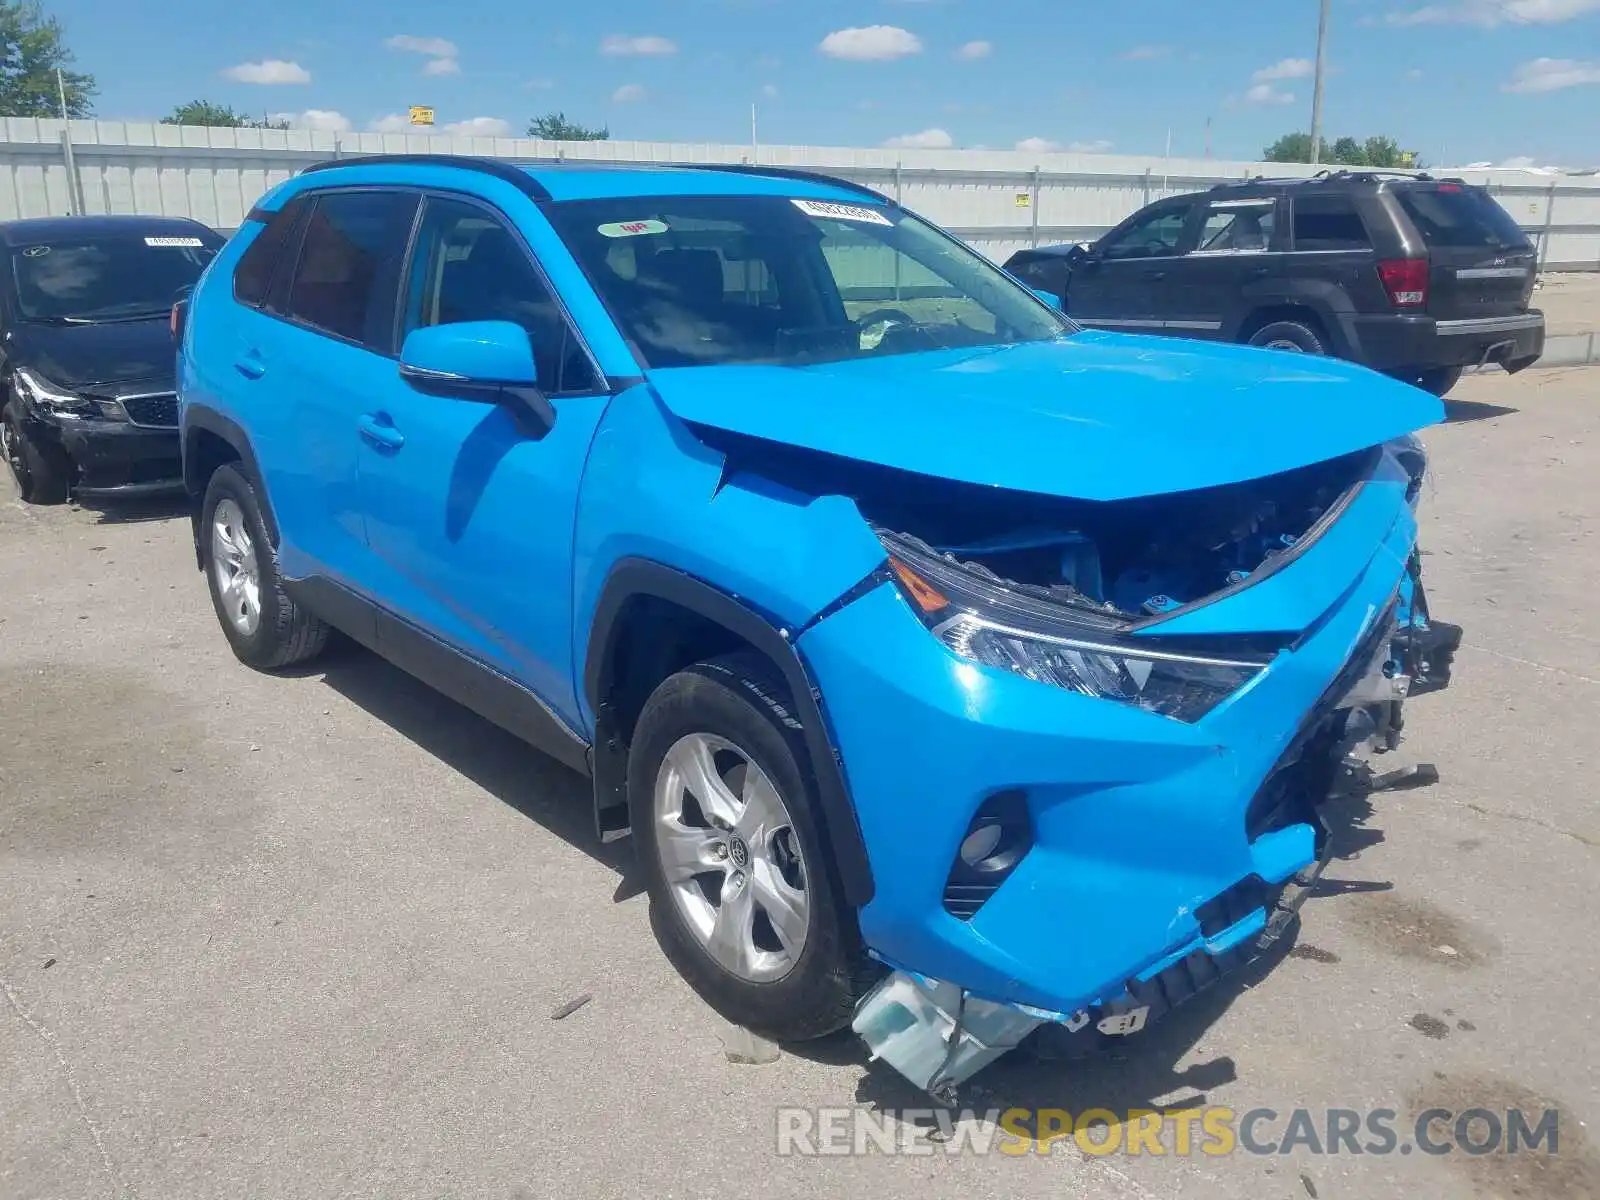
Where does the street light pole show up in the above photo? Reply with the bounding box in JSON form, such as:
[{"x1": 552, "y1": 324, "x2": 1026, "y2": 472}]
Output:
[{"x1": 1309, "y1": 0, "x2": 1329, "y2": 166}]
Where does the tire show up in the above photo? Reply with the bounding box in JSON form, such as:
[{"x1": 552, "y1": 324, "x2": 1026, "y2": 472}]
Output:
[
  {"x1": 1246, "y1": 320, "x2": 1326, "y2": 355},
  {"x1": 628, "y1": 652, "x2": 872, "y2": 1042},
  {"x1": 2, "y1": 401, "x2": 70, "y2": 505},
  {"x1": 1394, "y1": 365, "x2": 1462, "y2": 398},
  {"x1": 199, "y1": 462, "x2": 329, "y2": 670}
]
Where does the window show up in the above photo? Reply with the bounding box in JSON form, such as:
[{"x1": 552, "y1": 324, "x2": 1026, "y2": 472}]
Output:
[
  {"x1": 1394, "y1": 186, "x2": 1530, "y2": 250},
  {"x1": 1194, "y1": 199, "x2": 1276, "y2": 253},
  {"x1": 1100, "y1": 205, "x2": 1191, "y2": 260},
  {"x1": 1291, "y1": 195, "x2": 1372, "y2": 252},
  {"x1": 9, "y1": 229, "x2": 221, "y2": 323},
  {"x1": 234, "y1": 197, "x2": 307, "y2": 308},
  {"x1": 1007, "y1": 255, "x2": 1072, "y2": 296},
  {"x1": 402, "y1": 196, "x2": 597, "y2": 394},
  {"x1": 545, "y1": 194, "x2": 1066, "y2": 369},
  {"x1": 285, "y1": 191, "x2": 419, "y2": 350}
]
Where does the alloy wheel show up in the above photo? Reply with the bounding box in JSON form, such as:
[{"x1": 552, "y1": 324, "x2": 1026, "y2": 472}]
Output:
[
  {"x1": 652, "y1": 731, "x2": 810, "y2": 983},
  {"x1": 210, "y1": 498, "x2": 262, "y2": 636}
]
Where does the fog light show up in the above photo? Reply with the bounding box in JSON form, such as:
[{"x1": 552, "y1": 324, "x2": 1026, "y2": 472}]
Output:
[
  {"x1": 943, "y1": 790, "x2": 1034, "y2": 920},
  {"x1": 959, "y1": 823, "x2": 1004, "y2": 866}
]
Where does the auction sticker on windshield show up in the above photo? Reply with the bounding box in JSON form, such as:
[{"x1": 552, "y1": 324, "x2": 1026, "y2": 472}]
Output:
[
  {"x1": 792, "y1": 199, "x2": 892, "y2": 226},
  {"x1": 598, "y1": 219, "x2": 670, "y2": 239},
  {"x1": 145, "y1": 237, "x2": 205, "y2": 247}
]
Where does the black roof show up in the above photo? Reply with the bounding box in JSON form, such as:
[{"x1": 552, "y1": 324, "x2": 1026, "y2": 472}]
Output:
[{"x1": 0, "y1": 214, "x2": 215, "y2": 245}]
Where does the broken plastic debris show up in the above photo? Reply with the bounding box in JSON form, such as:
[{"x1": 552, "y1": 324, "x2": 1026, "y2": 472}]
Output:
[
  {"x1": 549, "y1": 993, "x2": 592, "y2": 1021},
  {"x1": 720, "y1": 1020, "x2": 780, "y2": 1065},
  {"x1": 852, "y1": 972, "x2": 1045, "y2": 1097}
]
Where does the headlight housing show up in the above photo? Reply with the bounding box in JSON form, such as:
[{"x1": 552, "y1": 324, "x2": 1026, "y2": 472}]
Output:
[
  {"x1": 14, "y1": 367, "x2": 126, "y2": 421},
  {"x1": 880, "y1": 532, "x2": 1274, "y2": 722}
]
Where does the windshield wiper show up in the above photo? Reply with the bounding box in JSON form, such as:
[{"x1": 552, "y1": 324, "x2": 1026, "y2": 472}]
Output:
[
  {"x1": 90, "y1": 309, "x2": 173, "y2": 324},
  {"x1": 25, "y1": 314, "x2": 95, "y2": 326}
]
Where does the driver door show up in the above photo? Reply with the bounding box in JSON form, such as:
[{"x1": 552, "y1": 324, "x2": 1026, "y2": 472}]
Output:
[{"x1": 1067, "y1": 199, "x2": 1195, "y2": 332}]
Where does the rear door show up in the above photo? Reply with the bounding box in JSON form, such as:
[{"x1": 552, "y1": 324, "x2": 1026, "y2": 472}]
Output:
[
  {"x1": 1067, "y1": 198, "x2": 1195, "y2": 332},
  {"x1": 1166, "y1": 194, "x2": 1284, "y2": 340},
  {"x1": 1390, "y1": 183, "x2": 1536, "y2": 320}
]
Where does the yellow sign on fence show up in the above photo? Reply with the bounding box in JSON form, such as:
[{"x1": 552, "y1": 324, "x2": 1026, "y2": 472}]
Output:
[{"x1": 409, "y1": 106, "x2": 435, "y2": 127}]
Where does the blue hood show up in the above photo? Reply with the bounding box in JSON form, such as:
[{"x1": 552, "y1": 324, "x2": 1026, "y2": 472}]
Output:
[{"x1": 644, "y1": 330, "x2": 1444, "y2": 502}]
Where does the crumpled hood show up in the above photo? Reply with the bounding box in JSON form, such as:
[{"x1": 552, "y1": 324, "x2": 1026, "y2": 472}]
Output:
[
  {"x1": 4, "y1": 317, "x2": 175, "y2": 391},
  {"x1": 645, "y1": 330, "x2": 1444, "y2": 501}
]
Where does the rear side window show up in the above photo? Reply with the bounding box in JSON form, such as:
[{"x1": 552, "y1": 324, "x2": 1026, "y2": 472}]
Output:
[
  {"x1": 233, "y1": 196, "x2": 307, "y2": 308},
  {"x1": 1291, "y1": 195, "x2": 1372, "y2": 252},
  {"x1": 285, "y1": 191, "x2": 420, "y2": 351},
  {"x1": 1395, "y1": 186, "x2": 1530, "y2": 250}
]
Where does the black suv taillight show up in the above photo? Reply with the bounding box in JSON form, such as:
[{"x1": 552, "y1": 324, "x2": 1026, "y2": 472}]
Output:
[
  {"x1": 942, "y1": 790, "x2": 1033, "y2": 920},
  {"x1": 1378, "y1": 258, "x2": 1428, "y2": 308}
]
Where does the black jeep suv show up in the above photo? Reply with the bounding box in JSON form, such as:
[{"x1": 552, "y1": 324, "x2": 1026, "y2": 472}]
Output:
[
  {"x1": 1, "y1": 215, "x2": 224, "y2": 504},
  {"x1": 1005, "y1": 171, "x2": 1544, "y2": 396}
]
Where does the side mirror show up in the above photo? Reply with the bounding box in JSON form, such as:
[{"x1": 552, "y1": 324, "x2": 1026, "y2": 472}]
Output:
[
  {"x1": 399, "y1": 320, "x2": 555, "y2": 436},
  {"x1": 1028, "y1": 287, "x2": 1063, "y2": 310}
]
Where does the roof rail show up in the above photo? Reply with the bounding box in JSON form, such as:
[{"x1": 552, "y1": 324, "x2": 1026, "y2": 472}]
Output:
[
  {"x1": 670, "y1": 162, "x2": 896, "y2": 204},
  {"x1": 297, "y1": 154, "x2": 554, "y2": 202},
  {"x1": 1318, "y1": 167, "x2": 1434, "y2": 183}
]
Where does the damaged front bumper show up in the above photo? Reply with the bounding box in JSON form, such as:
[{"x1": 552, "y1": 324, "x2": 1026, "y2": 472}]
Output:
[{"x1": 800, "y1": 461, "x2": 1457, "y2": 1095}]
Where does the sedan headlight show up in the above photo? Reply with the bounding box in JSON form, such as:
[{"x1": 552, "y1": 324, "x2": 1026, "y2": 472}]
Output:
[
  {"x1": 13, "y1": 367, "x2": 127, "y2": 421},
  {"x1": 880, "y1": 532, "x2": 1273, "y2": 722}
]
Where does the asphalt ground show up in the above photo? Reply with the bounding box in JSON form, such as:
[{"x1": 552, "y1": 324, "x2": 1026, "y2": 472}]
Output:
[{"x1": 2, "y1": 366, "x2": 1596, "y2": 1199}]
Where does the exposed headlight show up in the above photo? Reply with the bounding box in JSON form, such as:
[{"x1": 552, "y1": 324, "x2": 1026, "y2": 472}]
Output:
[
  {"x1": 881, "y1": 532, "x2": 1273, "y2": 722},
  {"x1": 15, "y1": 367, "x2": 93, "y2": 418}
]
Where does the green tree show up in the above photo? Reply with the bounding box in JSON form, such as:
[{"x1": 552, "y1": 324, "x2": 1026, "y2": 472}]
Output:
[
  {"x1": 161, "y1": 100, "x2": 288, "y2": 129},
  {"x1": 0, "y1": 1, "x2": 94, "y2": 118},
  {"x1": 527, "y1": 111, "x2": 608, "y2": 140},
  {"x1": 1264, "y1": 130, "x2": 1416, "y2": 169},
  {"x1": 1263, "y1": 131, "x2": 1322, "y2": 163},
  {"x1": 1330, "y1": 136, "x2": 1367, "y2": 166},
  {"x1": 1362, "y1": 136, "x2": 1405, "y2": 168}
]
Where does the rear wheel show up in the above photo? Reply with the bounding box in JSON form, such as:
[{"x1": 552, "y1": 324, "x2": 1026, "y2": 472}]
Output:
[
  {"x1": 1246, "y1": 320, "x2": 1326, "y2": 355},
  {"x1": 1, "y1": 402, "x2": 70, "y2": 505},
  {"x1": 629, "y1": 653, "x2": 869, "y2": 1042},
  {"x1": 200, "y1": 463, "x2": 329, "y2": 670}
]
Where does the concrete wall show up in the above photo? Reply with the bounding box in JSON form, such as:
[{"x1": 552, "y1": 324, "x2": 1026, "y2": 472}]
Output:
[{"x1": 4, "y1": 119, "x2": 1598, "y2": 270}]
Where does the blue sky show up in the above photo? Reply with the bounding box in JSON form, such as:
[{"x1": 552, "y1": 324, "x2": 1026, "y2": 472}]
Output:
[{"x1": 51, "y1": 0, "x2": 1600, "y2": 165}]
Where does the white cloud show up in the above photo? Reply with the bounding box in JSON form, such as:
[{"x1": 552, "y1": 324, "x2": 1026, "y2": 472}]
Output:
[
  {"x1": 384, "y1": 34, "x2": 458, "y2": 57},
  {"x1": 1120, "y1": 44, "x2": 1172, "y2": 60},
  {"x1": 369, "y1": 113, "x2": 420, "y2": 133},
  {"x1": 601, "y1": 34, "x2": 678, "y2": 56},
  {"x1": 883, "y1": 127, "x2": 953, "y2": 148},
  {"x1": 1405, "y1": 67, "x2": 1425, "y2": 80},
  {"x1": 1252, "y1": 57, "x2": 1314, "y2": 82},
  {"x1": 819, "y1": 26, "x2": 923, "y2": 61},
  {"x1": 1244, "y1": 82, "x2": 1296, "y2": 105},
  {"x1": 1503, "y1": 56, "x2": 1600, "y2": 91},
  {"x1": 612, "y1": 83, "x2": 647, "y2": 103},
  {"x1": 222, "y1": 60, "x2": 310, "y2": 85},
  {"x1": 1068, "y1": 138, "x2": 1114, "y2": 153},
  {"x1": 423, "y1": 56, "x2": 460, "y2": 76},
  {"x1": 761, "y1": 83, "x2": 779, "y2": 98},
  {"x1": 1016, "y1": 136, "x2": 1060, "y2": 152},
  {"x1": 269, "y1": 109, "x2": 351, "y2": 132},
  {"x1": 442, "y1": 116, "x2": 512, "y2": 136},
  {"x1": 1385, "y1": 0, "x2": 1599, "y2": 23},
  {"x1": 956, "y1": 40, "x2": 992, "y2": 60}
]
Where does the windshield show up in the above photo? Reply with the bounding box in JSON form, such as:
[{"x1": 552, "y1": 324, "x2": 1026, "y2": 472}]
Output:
[
  {"x1": 546, "y1": 194, "x2": 1071, "y2": 368},
  {"x1": 10, "y1": 233, "x2": 220, "y2": 323},
  {"x1": 1395, "y1": 186, "x2": 1530, "y2": 251}
]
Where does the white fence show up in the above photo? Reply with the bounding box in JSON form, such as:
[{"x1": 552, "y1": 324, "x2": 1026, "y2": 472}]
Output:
[{"x1": 4, "y1": 118, "x2": 1599, "y2": 270}]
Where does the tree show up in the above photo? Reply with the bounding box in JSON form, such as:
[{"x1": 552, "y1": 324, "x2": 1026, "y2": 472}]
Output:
[
  {"x1": 0, "y1": 1, "x2": 94, "y2": 118},
  {"x1": 1264, "y1": 130, "x2": 1419, "y2": 169},
  {"x1": 1330, "y1": 136, "x2": 1366, "y2": 167},
  {"x1": 1362, "y1": 136, "x2": 1406, "y2": 168},
  {"x1": 527, "y1": 111, "x2": 608, "y2": 141},
  {"x1": 1263, "y1": 132, "x2": 1322, "y2": 164},
  {"x1": 161, "y1": 100, "x2": 289, "y2": 129}
]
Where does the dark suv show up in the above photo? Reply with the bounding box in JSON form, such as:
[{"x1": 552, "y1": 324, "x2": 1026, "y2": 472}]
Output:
[{"x1": 1005, "y1": 172, "x2": 1544, "y2": 396}]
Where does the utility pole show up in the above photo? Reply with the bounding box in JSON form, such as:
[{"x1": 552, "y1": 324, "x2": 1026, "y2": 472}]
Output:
[
  {"x1": 55, "y1": 67, "x2": 69, "y2": 120},
  {"x1": 1309, "y1": 0, "x2": 1329, "y2": 166}
]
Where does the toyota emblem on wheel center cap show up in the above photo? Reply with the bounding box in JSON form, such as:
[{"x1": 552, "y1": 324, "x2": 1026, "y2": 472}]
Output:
[{"x1": 728, "y1": 837, "x2": 749, "y2": 868}]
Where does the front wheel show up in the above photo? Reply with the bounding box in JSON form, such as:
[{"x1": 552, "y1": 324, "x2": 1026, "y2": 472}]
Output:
[
  {"x1": 628, "y1": 653, "x2": 869, "y2": 1042},
  {"x1": 2, "y1": 402, "x2": 70, "y2": 505}
]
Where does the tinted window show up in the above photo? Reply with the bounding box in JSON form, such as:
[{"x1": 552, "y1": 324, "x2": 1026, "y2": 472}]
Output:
[
  {"x1": 1194, "y1": 198, "x2": 1276, "y2": 253},
  {"x1": 1007, "y1": 254, "x2": 1071, "y2": 294},
  {"x1": 1291, "y1": 195, "x2": 1372, "y2": 251},
  {"x1": 546, "y1": 195, "x2": 1066, "y2": 369},
  {"x1": 1395, "y1": 186, "x2": 1530, "y2": 250},
  {"x1": 1101, "y1": 205, "x2": 1191, "y2": 260},
  {"x1": 9, "y1": 230, "x2": 221, "y2": 322},
  {"x1": 286, "y1": 191, "x2": 419, "y2": 350},
  {"x1": 403, "y1": 196, "x2": 597, "y2": 394},
  {"x1": 234, "y1": 197, "x2": 307, "y2": 308}
]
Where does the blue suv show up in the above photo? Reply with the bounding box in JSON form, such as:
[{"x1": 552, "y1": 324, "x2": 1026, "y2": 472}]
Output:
[{"x1": 178, "y1": 155, "x2": 1458, "y2": 1092}]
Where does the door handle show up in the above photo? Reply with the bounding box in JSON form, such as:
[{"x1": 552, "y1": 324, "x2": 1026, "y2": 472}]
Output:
[
  {"x1": 358, "y1": 413, "x2": 405, "y2": 450},
  {"x1": 233, "y1": 356, "x2": 266, "y2": 380}
]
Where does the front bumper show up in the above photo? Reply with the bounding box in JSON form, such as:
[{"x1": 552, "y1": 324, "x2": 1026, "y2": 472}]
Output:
[
  {"x1": 1342, "y1": 310, "x2": 1544, "y2": 373},
  {"x1": 21, "y1": 408, "x2": 182, "y2": 496},
  {"x1": 800, "y1": 470, "x2": 1435, "y2": 1023}
]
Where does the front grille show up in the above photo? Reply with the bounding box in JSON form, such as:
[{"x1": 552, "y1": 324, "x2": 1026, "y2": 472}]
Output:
[{"x1": 121, "y1": 392, "x2": 178, "y2": 428}]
